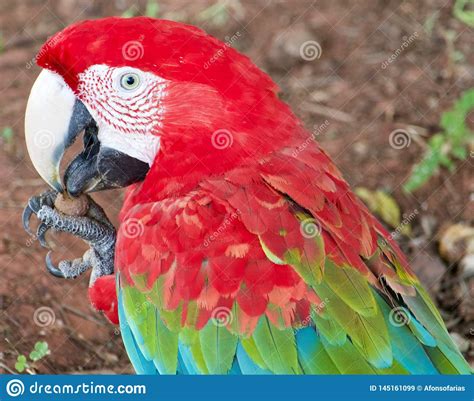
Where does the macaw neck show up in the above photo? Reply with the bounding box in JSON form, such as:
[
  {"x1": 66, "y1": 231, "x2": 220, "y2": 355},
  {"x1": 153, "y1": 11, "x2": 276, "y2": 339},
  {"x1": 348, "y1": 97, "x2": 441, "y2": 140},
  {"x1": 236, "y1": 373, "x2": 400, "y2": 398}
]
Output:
[
  {"x1": 133, "y1": 136, "x2": 263, "y2": 202},
  {"x1": 124, "y1": 81, "x2": 309, "y2": 203},
  {"x1": 130, "y1": 130, "x2": 307, "y2": 205}
]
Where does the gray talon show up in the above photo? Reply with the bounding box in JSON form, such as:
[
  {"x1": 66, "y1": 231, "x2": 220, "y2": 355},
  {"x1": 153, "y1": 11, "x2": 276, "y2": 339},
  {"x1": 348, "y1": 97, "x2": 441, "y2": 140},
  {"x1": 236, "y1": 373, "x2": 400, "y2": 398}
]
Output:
[
  {"x1": 46, "y1": 251, "x2": 65, "y2": 278},
  {"x1": 37, "y1": 223, "x2": 51, "y2": 249},
  {"x1": 45, "y1": 251, "x2": 91, "y2": 279},
  {"x1": 22, "y1": 205, "x2": 34, "y2": 235},
  {"x1": 23, "y1": 190, "x2": 57, "y2": 237},
  {"x1": 27, "y1": 197, "x2": 40, "y2": 213}
]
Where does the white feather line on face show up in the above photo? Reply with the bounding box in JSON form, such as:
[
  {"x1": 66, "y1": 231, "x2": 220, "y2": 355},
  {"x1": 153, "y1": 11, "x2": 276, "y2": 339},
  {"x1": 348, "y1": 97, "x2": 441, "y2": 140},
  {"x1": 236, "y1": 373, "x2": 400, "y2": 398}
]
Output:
[{"x1": 97, "y1": 124, "x2": 160, "y2": 167}]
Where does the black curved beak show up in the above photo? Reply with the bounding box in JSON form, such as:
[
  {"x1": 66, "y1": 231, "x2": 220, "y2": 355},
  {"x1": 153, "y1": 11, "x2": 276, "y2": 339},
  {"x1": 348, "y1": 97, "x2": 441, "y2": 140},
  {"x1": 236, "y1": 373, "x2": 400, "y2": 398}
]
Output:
[{"x1": 63, "y1": 105, "x2": 149, "y2": 196}]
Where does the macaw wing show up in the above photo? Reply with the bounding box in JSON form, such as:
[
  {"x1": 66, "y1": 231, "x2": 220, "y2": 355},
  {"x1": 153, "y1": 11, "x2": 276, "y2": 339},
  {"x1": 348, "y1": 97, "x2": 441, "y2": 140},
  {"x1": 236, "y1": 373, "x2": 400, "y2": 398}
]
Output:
[
  {"x1": 115, "y1": 146, "x2": 470, "y2": 375},
  {"x1": 116, "y1": 187, "x2": 307, "y2": 374}
]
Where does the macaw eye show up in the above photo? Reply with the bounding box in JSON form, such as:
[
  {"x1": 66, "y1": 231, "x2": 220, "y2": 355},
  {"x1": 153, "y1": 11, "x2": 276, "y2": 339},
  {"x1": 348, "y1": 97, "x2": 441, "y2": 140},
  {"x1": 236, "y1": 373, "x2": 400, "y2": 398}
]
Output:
[{"x1": 119, "y1": 73, "x2": 140, "y2": 91}]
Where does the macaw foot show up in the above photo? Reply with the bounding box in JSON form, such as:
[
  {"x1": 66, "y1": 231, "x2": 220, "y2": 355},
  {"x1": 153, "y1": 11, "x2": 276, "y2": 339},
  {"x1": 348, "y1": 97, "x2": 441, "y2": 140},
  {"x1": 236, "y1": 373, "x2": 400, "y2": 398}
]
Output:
[{"x1": 23, "y1": 190, "x2": 115, "y2": 283}]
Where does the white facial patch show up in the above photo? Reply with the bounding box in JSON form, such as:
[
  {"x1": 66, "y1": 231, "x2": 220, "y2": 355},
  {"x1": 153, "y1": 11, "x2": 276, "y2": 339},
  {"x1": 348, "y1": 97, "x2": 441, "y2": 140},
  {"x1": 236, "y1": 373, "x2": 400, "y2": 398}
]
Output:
[
  {"x1": 97, "y1": 125, "x2": 160, "y2": 166},
  {"x1": 77, "y1": 64, "x2": 167, "y2": 166}
]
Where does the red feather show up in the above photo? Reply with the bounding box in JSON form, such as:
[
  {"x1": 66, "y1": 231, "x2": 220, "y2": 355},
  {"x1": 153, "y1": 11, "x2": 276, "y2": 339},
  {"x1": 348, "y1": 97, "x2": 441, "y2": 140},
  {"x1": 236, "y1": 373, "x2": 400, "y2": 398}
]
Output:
[{"x1": 88, "y1": 275, "x2": 119, "y2": 324}]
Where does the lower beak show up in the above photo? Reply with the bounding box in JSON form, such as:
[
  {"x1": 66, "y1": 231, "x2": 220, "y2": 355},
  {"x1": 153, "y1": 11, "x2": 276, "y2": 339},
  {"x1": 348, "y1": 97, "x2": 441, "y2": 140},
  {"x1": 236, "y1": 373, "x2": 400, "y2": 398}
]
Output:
[{"x1": 25, "y1": 69, "x2": 149, "y2": 196}]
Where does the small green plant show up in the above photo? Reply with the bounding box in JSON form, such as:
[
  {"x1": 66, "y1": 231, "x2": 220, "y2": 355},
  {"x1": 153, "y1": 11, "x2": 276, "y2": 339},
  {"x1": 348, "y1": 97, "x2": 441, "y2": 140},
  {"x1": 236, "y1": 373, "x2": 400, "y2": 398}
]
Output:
[
  {"x1": 14, "y1": 355, "x2": 28, "y2": 373},
  {"x1": 15, "y1": 341, "x2": 50, "y2": 373},
  {"x1": 404, "y1": 89, "x2": 474, "y2": 192},
  {"x1": 453, "y1": 0, "x2": 474, "y2": 27},
  {"x1": 1, "y1": 126, "x2": 13, "y2": 143},
  {"x1": 1, "y1": 126, "x2": 14, "y2": 154},
  {"x1": 29, "y1": 341, "x2": 50, "y2": 362},
  {"x1": 145, "y1": 0, "x2": 160, "y2": 18}
]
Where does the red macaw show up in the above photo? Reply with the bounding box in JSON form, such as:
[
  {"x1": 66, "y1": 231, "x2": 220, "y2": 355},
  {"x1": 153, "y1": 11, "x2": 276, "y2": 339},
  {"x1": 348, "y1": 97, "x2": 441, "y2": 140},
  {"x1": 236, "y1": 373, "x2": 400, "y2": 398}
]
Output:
[{"x1": 23, "y1": 17, "x2": 470, "y2": 375}]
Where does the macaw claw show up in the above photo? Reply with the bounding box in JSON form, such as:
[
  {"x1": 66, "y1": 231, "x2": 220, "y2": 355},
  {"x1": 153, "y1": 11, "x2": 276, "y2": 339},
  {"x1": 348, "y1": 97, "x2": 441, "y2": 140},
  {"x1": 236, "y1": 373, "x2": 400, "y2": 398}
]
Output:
[
  {"x1": 45, "y1": 250, "x2": 94, "y2": 279},
  {"x1": 23, "y1": 190, "x2": 116, "y2": 282},
  {"x1": 45, "y1": 251, "x2": 65, "y2": 278},
  {"x1": 37, "y1": 223, "x2": 51, "y2": 249},
  {"x1": 23, "y1": 190, "x2": 56, "y2": 237}
]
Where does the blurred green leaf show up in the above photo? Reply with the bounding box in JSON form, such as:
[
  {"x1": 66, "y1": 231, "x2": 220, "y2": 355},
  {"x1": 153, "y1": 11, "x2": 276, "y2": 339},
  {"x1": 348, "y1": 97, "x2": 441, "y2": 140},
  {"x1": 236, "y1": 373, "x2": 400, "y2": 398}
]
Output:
[
  {"x1": 29, "y1": 341, "x2": 49, "y2": 362},
  {"x1": 423, "y1": 11, "x2": 440, "y2": 35},
  {"x1": 145, "y1": 1, "x2": 160, "y2": 18},
  {"x1": 374, "y1": 191, "x2": 401, "y2": 229},
  {"x1": 355, "y1": 188, "x2": 407, "y2": 233},
  {"x1": 15, "y1": 355, "x2": 27, "y2": 372},
  {"x1": 1, "y1": 127, "x2": 13, "y2": 143},
  {"x1": 453, "y1": 0, "x2": 474, "y2": 27},
  {"x1": 354, "y1": 187, "x2": 377, "y2": 211},
  {"x1": 404, "y1": 89, "x2": 474, "y2": 192},
  {"x1": 122, "y1": 5, "x2": 139, "y2": 18}
]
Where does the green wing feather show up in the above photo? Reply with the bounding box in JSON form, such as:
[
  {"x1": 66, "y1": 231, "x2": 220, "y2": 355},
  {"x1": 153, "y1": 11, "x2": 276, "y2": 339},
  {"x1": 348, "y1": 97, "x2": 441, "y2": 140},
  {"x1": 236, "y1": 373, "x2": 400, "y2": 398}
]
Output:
[
  {"x1": 199, "y1": 322, "x2": 239, "y2": 374},
  {"x1": 116, "y1": 160, "x2": 471, "y2": 375},
  {"x1": 297, "y1": 331, "x2": 340, "y2": 374},
  {"x1": 403, "y1": 285, "x2": 471, "y2": 374},
  {"x1": 121, "y1": 285, "x2": 179, "y2": 374},
  {"x1": 323, "y1": 261, "x2": 377, "y2": 317},
  {"x1": 251, "y1": 317, "x2": 300, "y2": 374},
  {"x1": 311, "y1": 312, "x2": 347, "y2": 346}
]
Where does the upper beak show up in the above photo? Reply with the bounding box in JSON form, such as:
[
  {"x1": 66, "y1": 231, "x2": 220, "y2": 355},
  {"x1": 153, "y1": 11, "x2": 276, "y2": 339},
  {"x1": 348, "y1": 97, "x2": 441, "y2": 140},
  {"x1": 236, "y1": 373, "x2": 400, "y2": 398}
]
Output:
[
  {"x1": 25, "y1": 69, "x2": 93, "y2": 192},
  {"x1": 25, "y1": 69, "x2": 149, "y2": 196}
]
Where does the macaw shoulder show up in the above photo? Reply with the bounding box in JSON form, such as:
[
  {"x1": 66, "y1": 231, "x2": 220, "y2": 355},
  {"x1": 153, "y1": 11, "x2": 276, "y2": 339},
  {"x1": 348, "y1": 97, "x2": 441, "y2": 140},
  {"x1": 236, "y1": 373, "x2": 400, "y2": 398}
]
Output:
[
  {"x1": 116, "y1": 172, "x2": 315, "y2": 333},
  {"x1": 116, "y1": 144, "x2": 414, "y2": 294},
  {"x1": 113, "y1": 144, "x2": 467, "y2": 369}
]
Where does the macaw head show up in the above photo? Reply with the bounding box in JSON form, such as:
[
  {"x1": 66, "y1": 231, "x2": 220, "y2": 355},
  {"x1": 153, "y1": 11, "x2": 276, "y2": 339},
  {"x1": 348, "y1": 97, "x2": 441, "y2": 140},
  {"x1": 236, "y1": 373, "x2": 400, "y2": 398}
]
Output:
[{"x1": 25, "y1": 17, "x2": 296, "y2": 198}]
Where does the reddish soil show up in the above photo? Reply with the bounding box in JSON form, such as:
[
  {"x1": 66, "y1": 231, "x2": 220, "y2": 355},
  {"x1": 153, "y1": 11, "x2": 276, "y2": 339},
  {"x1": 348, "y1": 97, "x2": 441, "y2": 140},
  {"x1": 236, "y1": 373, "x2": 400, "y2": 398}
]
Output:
[{"x1": 0, "y1": 0, "x2": 472, "y2": 373}]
